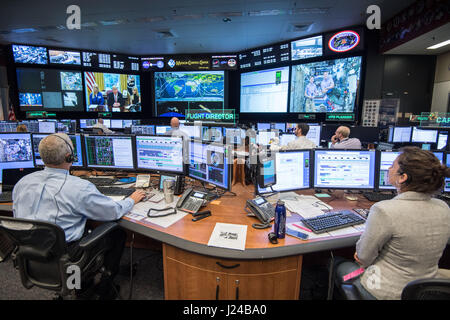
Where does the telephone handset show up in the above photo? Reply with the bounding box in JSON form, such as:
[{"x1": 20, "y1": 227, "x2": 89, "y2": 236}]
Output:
[
  {"x1": 176, "y1": 188, "x2": 208, "y2": 213},
  {"x1": 245, "y1": 196, "x2": 275, "y2": 226}
]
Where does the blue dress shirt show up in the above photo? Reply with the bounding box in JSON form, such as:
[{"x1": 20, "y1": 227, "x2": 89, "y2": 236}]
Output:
[{"x1": 12, "y1": 167, "x2": 134, "y2": 242}]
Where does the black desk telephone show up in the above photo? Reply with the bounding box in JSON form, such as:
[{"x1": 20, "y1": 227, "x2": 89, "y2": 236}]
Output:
[
  {"x1": 176, "y1": 188, "x2": 208, "y2": 213},
  {"x1": 245, "y1": 196, "x2": 275, "y2": 227}
]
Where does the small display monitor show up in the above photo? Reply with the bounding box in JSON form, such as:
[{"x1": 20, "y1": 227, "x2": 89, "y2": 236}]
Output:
[
  {"x1": 38, "y1": 121, "x2": 56, "y2": 133},
  {"x1": 12, "y1": 44, "x2": 48, "y2": 65},
  {"x1": 0, "y1": 133, "x2": 34, "y2": 183},
  {"x1": 156, "y1": 126, "x2": 171, "y2": 135},
  {"x1": 188, "y1": 140, "x2": 231, "y2": 191},
  {"x1": 257, "y1": 157, "x2": 276, "y2": 188},
  {"x1": 84, "y1": 135, "x2": 134, "y2": 169},
  {"x1": 391, "y1": 126, "x2": 412, "y2": 143},
  {"x1": 31, "y1": 133, "x2": 50, "y2": 166},
  {"x1": 257, "y1": 123, "x2": 271, "y2": 131},
  {"x1": 257, "y1": 150, "x2": 311, "y2": 194},
  {"x1": 135, "y1": 135, "x2": 184, "y2": 174},
  {"x1": 257, "y1": 131, "x2": 277, "y2": 146},
  {"x1": 411, "y1": 127, "x2": 438, "y2": 143},
  {"x1": 306, "y1": 124, "x2": 321, "y2": 147},
  {"x1": 291, "y1": 35, "x2": 323, "y2": 60},
  {"x1": 49, "y1": 50, "x2": 81, "y2": 65},
  {"x1": 0, "y1": 121, "x2": 18, "y2": 132},
  {"x1": 224, "y1": 128, "x2": 245, "y2": 145},
  {"x1": 202, "y1": 127, "x2": 223, "y2": 142},
  {"x1": 79, "y1": 119, "x2": 97, "y2": 129},
  {"x1": 131, "y1": 125, "x2": 155, "y2": 135},
  {"x1": 314, "y1": 149, "x2": 376, "y2": 190},
  {"x1": 437, "y1": 132, "x2": 448, "y2": 150}
]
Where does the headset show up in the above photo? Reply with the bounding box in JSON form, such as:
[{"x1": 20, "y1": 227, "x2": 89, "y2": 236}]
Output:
[{"x1": 50, "y1": 134, "x2": 75, "y2": 163}]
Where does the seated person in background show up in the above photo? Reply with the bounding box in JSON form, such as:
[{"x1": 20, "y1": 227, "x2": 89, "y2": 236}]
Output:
[
  {"x1": 334, "y1": 147, "x2": 450, "y2": 300},
  {"x1": 331, "y1": 126, "x2": 361, "y2": 149},
  {"x1": 107, "y1": 86, "x2": 124, "y2": 111},
  {"x1": 92, "y1": 118, "x2": 114, "y2": 135},
  {"x1": 89, "y1": 85, "x2": 104, "y2": 106},
  {"x1": 12, "y1": 133, "x2": 145, "y2": 299},
  {"x1": 16, "y1": 124, "x2": 28, "y2": 132},
  {"x1": 280, "y1": 123, "x2": 316, "y2": 150}
]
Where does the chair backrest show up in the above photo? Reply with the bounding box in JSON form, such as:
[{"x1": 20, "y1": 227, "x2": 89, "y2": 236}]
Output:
[
  {"x1": 401, "y1": 278, "x2": 450, "y2": 300},
  {"x1": 0, "y1": 216, "x2": 69, "y2": 292}
]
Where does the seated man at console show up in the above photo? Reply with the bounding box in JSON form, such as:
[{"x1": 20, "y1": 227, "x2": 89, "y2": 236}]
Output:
[
  {"x1": 92, "y1": 118, "x2": 115, "y2": 135},
  {"x1": 331, "y1": 126, "x2": 361, "y2": 149},
  {"x1": 280, "y1": 123, "x2": 316, "y2": 150},
  {"x1": 12, "y1": 133, "x2": 145, "y2": 299}
]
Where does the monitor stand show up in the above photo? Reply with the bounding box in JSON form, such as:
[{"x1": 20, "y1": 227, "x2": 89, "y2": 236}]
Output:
[
  {"x1": 260, "y1": 186, "x2": 279, "y2": 200},
  {"x1": 200, "y1": 182, "x2": 222, "y2": 201}
]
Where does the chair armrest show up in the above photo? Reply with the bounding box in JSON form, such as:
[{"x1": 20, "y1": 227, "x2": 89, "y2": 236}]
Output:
[{"x1": 78, "y1": 222, "x2": 120, "y2": 250}]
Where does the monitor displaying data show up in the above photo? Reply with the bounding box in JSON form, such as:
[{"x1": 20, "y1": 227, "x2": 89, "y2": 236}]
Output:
[
  {"x1": 136, "y1": 135, "x2": 184, "y2": 174},
  {"x1": 314, "y1": 150, "x2": 376, "y2": 189},
  {"x1": 240, "y1": 66, "x2": 289, "y2": 113},
  {"x1": 84, "y1": 72, "x2": 141, "y2": 112},
  {"x1": 79, "y1": 119, "x2": 97, "y2": 129},
  {"x1": 202, "y1": 127, "x2": 223, "y2": 142},
  {"x1": 49, "y1": 50, "x2": 81, "y2": 65},
  {"x1": 0, "y1": 121, "x2": 18, "y2": 132},
  {"x1": 306, "y1": 124, "x2": 321, "y2": 147},
  {"x1": 84, "y1": 135, "x2": 134, "y2": 169},
  {"x1": 225, "y1": 128, "x2": 245, "y2": 145},
  {"x1": 12, "y1": 45, "x2": 48, "y2": 65},
  {"x1": 257, "y1": 123, "x2": 271, "y2": 131},
  {"x1": 411, "y1": 127, "x2": 438, "y2": 143},
  {"x1": 131, "y1": 125, "x2": 155, "y2": 135},
  {"x1": 57, "y1": 120, "x2": 77, "y2": 133},
  {"x1": 438, "y1": 132, "x2": 448, "y2": 150},
  {"x1": 258, "y1": 150, "x2": 311, "y2": 193},
  {"x1": 154, "y1": 71, "x2": 225, "y2": 117},
  {"x1": 32, "y1": 133, "x2": 83, "y2": 167},
  {"x1": 38, "y1": 121, "x2": 56, "y2": 133},
  {"x1": 291, "y1": 35, "x2": 323, "y2": 61},
  {"x1": 391, "y1": 126, "x2": 412, "y2": 143},
  {"x1": 290, "y1": 56, "x2": 362, "y2": 113},
  {"x1": 189, "y1": 141, "x2": 230, "y2": 190},
  {"x1": 257, "y1": 131, "x2": 277, "y2": 146},
  {"x1": 16, "y1": 68, "x2": 83, "y2": 112},
  {"x1": 156, "y1": 126, "x2": 171, "y2": 135},
  {"x1": 31, "y1": 133, "x2": 50, "y2": 166},
  {"x1": 0, "y1": 133, "x2": 34, "y2": 182}
]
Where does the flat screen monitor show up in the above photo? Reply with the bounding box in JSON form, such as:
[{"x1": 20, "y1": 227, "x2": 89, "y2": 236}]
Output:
[
  {"x1": 391, "y1": 126, "x2": 412, "y2": 143},
  {"x1": 18, "y1": 121, "x2": 39, "y2": 133},
  {"x1": 379, "y1": 150, "x2": 444, "y2": 190},
  {"x1": 12, "y1": 44, "x2": 48, "y2": 65},
  {"x1": 0, "y1": 133, "x2": 34, "y2": 183},
  {"x1": 272, "y1": 123, "x2": 286, "y2": 132},
  {"x1": 49, "y1": 49, "x2": 81, "y2": 65},
  {"x1": 257, "y1": 123, "x2": 271, "y2": 131},
  {"x1": 123, "y1": 120, "x2": 133, "y2": 128},
  {"x1": 291, "y1": 35, "x2": 323, "y2": 60},
  {"x1": 156, "y1": 126, "x2": 171, "y2": 135},
  {"x1": 445, "y1": 153, "x2": 450, "y2": 193},
  {"x1": 79, "y1": 119, "x2": 97, "y2": 129},
  {"x1": 224, "y1": 128, "x2": 245, "y2": 145},
  {"x1": 84, "y1": 135, "x2": 134, "y2": 169},
  {"x1": 110, "y1": 120, "x2": 123, "y2": 129},
  {"x1": 154, "y1": 71, "x2": 225, "y2": 117},
  {"x1": 57, "y1": 120, "x2": 77, "y2": 133},
  {"x1": 179, "y1": 124, "x2": 201, "y2": 139},
  {"x1": 16, "y1": 68, "x2": 84, "y2": 112},
  {"x1": 202, "y1": 127, "x2": 223, "y2": 142},
  {"x1": 32, "y1": 133, "x2": 50, "y2": 166},
  {"x1": 135, "y1": 135, "x2": 184, "y2": 174},
  {"x1": 411, "y1": 127, "x2": 438, "y2": 143},
  {"x1": 131, "y1": 125, "x2": 155, "y2": 135},
  {"x1": 188, "y1": 141, "x2": 231, "y2": 191},
  {"x1": 290, "y1": 56, "x2": 362, "y2": 113},
  {"x1": 438, "y1": 132, "x2": 448, "y2": 150},
  {"x1": 240, "y1": 66, "x2": 290, "y2": 113},
  {"x1": 306, "y1": 124, "x2": 321, "y2": 147},
  {"x1": 258, "y1": 157, "x2": 276, "y2": 188},
  {"x1": 84, "y1": 72, "x2": 141, "y2": 112},
  {"x1": 257, "y1": 150, "x2": 311, "y2": 194},
  {"x1": 38, "y1": 121, "x2": 56, "y2": 133},
  {"x1": 314, "y1": 149, "x2": 376, "y2": 190},
  {"x1": 32, "y1": 133, "x2": 83, "y2": 167},
  {"x1": 257, "y1": 131, "x2": 277, "y2": 146},
  {"x1": 280, "y1": 134, "x2": 296, "y2": 146},
  {"x1": 0, "y1": 122, "x2": 18, "y2": 132}
]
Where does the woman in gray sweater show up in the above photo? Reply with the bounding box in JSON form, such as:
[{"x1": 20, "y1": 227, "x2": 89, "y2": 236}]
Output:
[{"x1": 335, "y1": 147, "x2": 450, "y2": 300}]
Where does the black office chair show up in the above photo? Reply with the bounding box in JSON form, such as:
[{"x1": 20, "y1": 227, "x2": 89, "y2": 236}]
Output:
[
  {"x1": 338, "y1": 278, "x2": 450, "y2": 300},
  {"x1": 0, "y1": 216, "x2": 121, "y2": 299}
]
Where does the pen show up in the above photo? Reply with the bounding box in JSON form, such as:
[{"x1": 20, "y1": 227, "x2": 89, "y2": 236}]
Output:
[
  {"x1": 292, "y1": 223, "x2": 312, "y2": 233},
  {"x1": 192, "y1": 212, "x2": 211, "y2": 222}
]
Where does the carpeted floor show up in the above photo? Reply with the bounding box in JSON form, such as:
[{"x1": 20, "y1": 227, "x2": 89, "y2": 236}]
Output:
[{"x1": 0, "y1": 247, "x2": 164, "y2": 300}]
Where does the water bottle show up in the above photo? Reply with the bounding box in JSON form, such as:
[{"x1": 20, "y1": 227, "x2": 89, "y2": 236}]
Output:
[{"x1": 274, "y1": 200, "x2": 286, "y2": 239}]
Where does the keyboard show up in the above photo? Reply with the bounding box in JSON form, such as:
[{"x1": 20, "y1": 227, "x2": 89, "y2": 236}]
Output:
[
  {"x1": 301, "y1": 210, "x2": 365, "y2": 234},
  {"x1": 97, "y1": 187, "x2": 135, "y2": 197},
  {"x1": 363, "y1": 192, "x2": 396, "y2": 202},
  {"x1": 82, "y1": 177, "x2": 117, "y2": 186},
  {"x1": 0, "y1": 191, "x2": 13, "y2": 203}
]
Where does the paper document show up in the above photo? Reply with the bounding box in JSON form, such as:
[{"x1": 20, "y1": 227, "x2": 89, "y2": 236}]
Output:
[
  {"x1": 287, "y1": 222, "x2": 329, "y2": 240},
  {"x1": 208, "y1": 223, "x2": 247, "y2": 251},
  {"x1": 283, "y1": 195, "x2": 333, "y2": 219}
]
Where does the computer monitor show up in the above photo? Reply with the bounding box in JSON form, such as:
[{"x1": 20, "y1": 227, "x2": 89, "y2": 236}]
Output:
[
  {"x1": 84, "y1": 135, "x2": 134, "y2": 169},
  {"x1": 272, "y1": 123, "x2": 286, "y2": 132},
  {"x1": 411, "y1": 127, "x2": 438, "y2": 143},
  {"x1": 188, "y1": 140, "x2": 231, "y2": 191},
  {"x1": 0, "y1": 133, "x2": 34, "y2": 183},
  {"x1": 102, "y1": 119, "x2": 111, "y2": 128},
  {"x1": 391, "y1": 126, "x2": 412, "y2": 143},
  {"x1": 123, "y1": 120, "x2": 133, "y2": 128},
  {"x1": 314, "y1": 149, "x2": 376, "y2": 190},
  {"x1": 135, "y1": 135, "x2": 184, "y2": 174},
  {"x1": 32, "y1": 133, "x2": 50, "y2": 166},
  {"x1": 306, "y1": 124, "x2": 321, "y2": 147},
  {"x1": 202, "y1": 127, "x2": 223, "y2": 142},
  {"x1": 445, "y1": 153, "x2": 450, "y2": 193},
  {"x1": 257, "y1": 150, "x2": 311, "y2": 194},
  {"x1": 57, "y1": 120, "x2": 77, "y2": 133},
  {"x1": 38, "y1": 121, "x2": 56, "y2": 133},
  {"x1": 378, "y1": 150, "x2": 444, "y2": 191},
  {"x1": 156, "y1": 126, "x2": 171, "y2": 135},
  {"x1": 0, "y1": 121, "x2": 18, "y2": 132},
  {"x1": 109, "y1": 120, "x2": 123, "y2": 129},
  {"x1": 257, "y1": 123, "x2": 271, "y2": 131},
  {"x1": 280, "y1": 133, "x2": 296, "y2": 146},
  {"x1": 79, "y1": 119, "x2": 97, "y2": 129},
  {"x1": 224, "y1": 128, "x2": 244, "y2": 145},
  {"x1": 257, "y1": 156, "x2": 276, "y2": 188},
  {"x1": 437, "y1": 131, "x2": 448, "y2": 150},
  {"x1": 131, "y1": 125, "x2": 155, "y2": 135},
  {"x1": 257, "y1": 131, "x2": 277, "y2": 146}
]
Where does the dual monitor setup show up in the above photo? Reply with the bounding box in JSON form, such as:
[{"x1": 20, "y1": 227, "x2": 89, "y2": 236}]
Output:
[
  {"x1": 256, "y1": 149, "x2": 448, "y2": 195},
  {"x1": 387, "y1": 126, "x2": 447, "y2": 150},
  {"x1": 0, "y1": 133, "x2": 232, "y2": 192}
]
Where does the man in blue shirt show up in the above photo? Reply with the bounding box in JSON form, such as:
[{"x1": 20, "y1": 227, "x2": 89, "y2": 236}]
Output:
[{"x1": 13, "y1": 133, "x2": 145, "y2": 298}]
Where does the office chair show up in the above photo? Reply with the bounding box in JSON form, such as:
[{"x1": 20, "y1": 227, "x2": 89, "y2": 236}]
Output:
[
  {"x1": 338, "y1": 278, "x2": 450, "y2": 300},
  {"x1": 0, "y1": 216, "x2": 122, "y2": 299},
  {"x1": 92, "y1": 127, "x2": 104, "y2": 134}
]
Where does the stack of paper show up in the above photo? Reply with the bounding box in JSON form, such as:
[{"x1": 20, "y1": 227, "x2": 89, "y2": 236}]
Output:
[{"x1": 208, "y1": 223, "x2": 248, "y2": 251}]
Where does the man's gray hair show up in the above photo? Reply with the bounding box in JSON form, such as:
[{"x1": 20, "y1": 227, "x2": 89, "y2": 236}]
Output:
[{"x1": 38, "y1": 133, "x2": 73, "y2": 165}]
